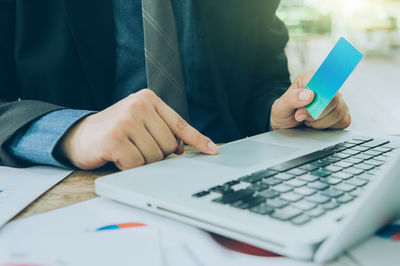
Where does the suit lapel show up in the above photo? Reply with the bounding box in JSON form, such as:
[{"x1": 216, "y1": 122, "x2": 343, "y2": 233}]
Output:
[{"x1": 62, "y1": 0, "x2": 115, "y2": 109}]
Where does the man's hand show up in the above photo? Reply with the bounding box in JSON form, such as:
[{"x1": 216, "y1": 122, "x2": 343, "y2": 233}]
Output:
[
  {"x1": 59, "y1": 89, "x2": 219, "y2": 170},
  {"x1": 270, "y1": 71, "x2": 351, "y2": 130}
]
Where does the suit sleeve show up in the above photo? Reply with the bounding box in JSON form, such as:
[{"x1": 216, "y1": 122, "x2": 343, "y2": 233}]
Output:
[
  {"x1": 0, "y1": 0, "x2": 64, "y2": 167},
  {"x1": 246, "y1": 4, "x2": 291, "y2": 136}
]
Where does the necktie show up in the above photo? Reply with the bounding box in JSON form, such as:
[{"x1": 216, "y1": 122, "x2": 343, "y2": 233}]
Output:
[{"x1": 142, "y1": 0, "x2": 189, "y2": 120}]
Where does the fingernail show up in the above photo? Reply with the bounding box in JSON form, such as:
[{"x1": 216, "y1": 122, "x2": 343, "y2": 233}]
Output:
[
  {"x1": 299, "y1": 90, "x2": 312, "y2": 101},
  {"x1": 298, "y1": 114, "x2": 307, "y2": 121},
  {"x1": 208, "y1": 141, "x2": 219, "y2": 154}
]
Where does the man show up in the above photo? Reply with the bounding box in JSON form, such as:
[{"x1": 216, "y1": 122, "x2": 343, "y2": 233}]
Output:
[{"x1": 0, "y1": 0, "x2": 350, "y2": 170}]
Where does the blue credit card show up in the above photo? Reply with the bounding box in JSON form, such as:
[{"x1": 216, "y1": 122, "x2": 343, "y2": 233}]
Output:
[{"x1": 305, "y1": 37, "x2": 363, "y2": 119}]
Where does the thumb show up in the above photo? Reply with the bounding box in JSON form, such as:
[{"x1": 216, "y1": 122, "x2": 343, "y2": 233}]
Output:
[{"x1": 275, "y1": 89, "x2": 314, "y2": 117}]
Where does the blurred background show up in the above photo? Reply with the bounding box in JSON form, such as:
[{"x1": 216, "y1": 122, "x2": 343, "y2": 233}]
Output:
[{"x1": 277, "y1": 0, "x2": 400, "y2": 135}]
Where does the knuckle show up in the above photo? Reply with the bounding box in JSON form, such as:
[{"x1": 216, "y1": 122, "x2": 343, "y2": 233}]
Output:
[
  {"x1": 128, "y1": 97, "x2": 150, "y2": 112},
  {"x1": 311, "y1": 122, "x2": 325, "y2": 130},
  {"x1": 341, "y1": 115, "x2": 351, "y2": 128},
  {"x1": 132, "y1": 156, "x2": 145, "y2": 167},
  {"x1": 176, "y1": 116, "x2": 188, "y2": 130},
  {"x1": 106, "y1": 127, "x2": 124, "y2": 142},
  {"x1": 332, "y1": 94, "x2": 341, "y2": 107},
  {"x1": 138, "y1": 88, "x2": 156, "y2": 99},
  {"x1": 165, "y1": 139, "x2": 178, "y2": 155}
]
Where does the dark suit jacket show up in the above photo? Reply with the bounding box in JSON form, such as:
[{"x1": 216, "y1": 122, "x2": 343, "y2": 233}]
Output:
[{"x1": 0, "y1": 0, "x2": 290, "y2": 167}]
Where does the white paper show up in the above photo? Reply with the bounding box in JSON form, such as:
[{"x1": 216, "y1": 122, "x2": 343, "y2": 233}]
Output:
[
  {"x1": 0, "y1": 166, "x2": 72, "y2": 227},
  {"x1": 0, "y1": 197, "x2": 318, "y2": 266},
  {"x1": 0, "y1": 227, "x2": 161, "y2": 266},
  {"x1": 339, "y1": 219, "x2": 400, "y2": 266}
]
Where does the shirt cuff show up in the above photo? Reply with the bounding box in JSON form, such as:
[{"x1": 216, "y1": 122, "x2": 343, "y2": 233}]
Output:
[{"x1": 9, "y1": 109, "x2": 95, "y2": 168}]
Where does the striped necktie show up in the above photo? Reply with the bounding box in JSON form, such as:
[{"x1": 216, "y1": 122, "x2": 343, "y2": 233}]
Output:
[{"x1": 142, "y1": 0, "x2": 189, "y2": 120}]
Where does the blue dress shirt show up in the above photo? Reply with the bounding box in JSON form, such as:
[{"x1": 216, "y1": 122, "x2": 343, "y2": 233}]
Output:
[{"x1": 9, "y1": 0, "x2": 227, "y2": 167}]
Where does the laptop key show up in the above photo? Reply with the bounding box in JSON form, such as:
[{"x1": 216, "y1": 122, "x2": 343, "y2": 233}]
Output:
[
  {"x1": 333, "y1": 161, "x2": 353, "y2": 168},
  {"x1": 307, "y1": 193, "x2": 330, "y2": 204},
  {"x1": 311, "y1": 160, "x2": 330, "y2": 168},
  {"x1": 250, "y1": 204, "x2": 274, "y2": 215},
  {"x1": 225, "y1": 180, "x2": 240, "y2": 186},
  {"x1": 299, "y1": 164, "x2": 319, "y2": 172},
  {"x1": 280, "y1": 192, "x2": 303, "y2": 202},
  {"x1": 248, "y1": 182, "x2": 269, "y2": 192},
  {"x1": 352, "y1": 136, "x2": 373, "y2": 142},
  {"x1": 332, "y1": 172, "x2": 353, "y2": 180},
  {"x1": 310, "y1": 169, "x2": 331, "y2": 177},
  {"x1": 275, "y1": 173, "x2": 295, "y2": 181},
  {"x1": 344, "y1": 157, "x2": 364, "y2": 164},
  {"x1": 323, "y1": 156, "x2": 342, "y2": 164},
  {"x1": 192, "y1": 191, "x2": 210, "y2": 198},
  {"x1": 308, "y1": 181, "x2": 329, "y2": 190},
  {"x1": 285, "y1": 178, "x2": 307, "y2": 187},
  {"x1": 364, "y1": 150, "x2": 383, "y2": 157},
  {"x1": 321, "y1": 188, "x2": 344, "y2": 198},
  {"x1": 350, "y1": 188, "x2": 364, "y2": 197},
  {"x1": 308, "y1": 207, "x2": 326, "y2": 218},
  {"x1": 261, "y1": 177, "x2": 282, "y2": 186},
  {"x1": 298, "y1": 174, "x2": 320, "y2": 182},
  {"x1": 291, "y1": 215, "x2": 311, "y2": 225},
  {"x1": 334, "y1": 152, "x2": 352, "y2": 159},
  {"x1": 272, "y1": 183, "x2": 293, "y2": 193},
  {"x1": 320, "y1": 176, "x2": 342, "y2": 185},
  {"x1": 294, "y1": 186, "x2": 317, "y2": 196},
  {"x1": 353, "y1": 163, "x2": 375, "y2": 171},
  {"x1": 258, "y1": 189, "x2": 280, "y2": 199},
  {"x1": 212, "y1": 189, "x2": 254, "y2": 204},
  {"x1": 350, "y1": 146, "x2": 370, "y2": 152},
  {"x1": 364, "y1": 159, "x2": 384, "y2": 167},
  {"x1": 323, "y1": 165, "x2": 342, "y2": 173},
  {"x1": 267, "y1": 198, "x2": 289, "y2": 208},
  {"x1": 345, "y1": 139, "x2": 367, "y2": 145},
  {"x1": 287, "y1": 168, "x2": 307, "y2": 176},
  {"x1": 239, "y1": 175, "x2": 262, "y2": 183},
  {"x1": 230, "y1": 196, "x2": 265, "y2": 209},
  {"x1": 334, "y1": 183, "x2": 356, "y2": 192},
  {"x1": 373, "y1": 146, "x2": 392, "y2": 153},
  {"x1": 268, "y1": 149, "x2": 334, "y2": 172},
  {"x1": 210, "y1": 184, "x2": 233, "y2": 193},
  {"x1": 354, "y1": 154, "x2": 374, "y2": 160},
  {"x1": 271, "y1": 206, "x2": 303, "y2": 221},
  {"x1": 323, "y1": 200, "x2": 340, "y2": 210},
  {"x1": 346, "y1": 178, "x2": 368, "y2": 187},
  {"x1": 343, "y1": 168, "x2": 364, "y2": 175},
  {"x1": 292, "y1": 199, "x2": 317, "y2": 211},
  {"x1": 342, "y1": 149, "x2": 360, "y2": 155},
  {"x1": 360, "y1": 139, "x2": 389, "y2": 149},
  {"x1": 252, "y1": 169, "x2": 278, "y2": 179},
  {"x1": 337, "y1": 194, "x2": 355, "y2": 204}
]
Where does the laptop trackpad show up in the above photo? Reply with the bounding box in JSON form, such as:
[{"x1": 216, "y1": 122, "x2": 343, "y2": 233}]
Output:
[{"x1": 187, "y1": 140, "x2": 299, "y2": 169}]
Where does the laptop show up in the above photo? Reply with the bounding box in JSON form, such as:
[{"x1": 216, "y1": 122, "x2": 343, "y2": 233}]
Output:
[{"x1": 95, "y1": 128, "x2": 400, "y2": 262}]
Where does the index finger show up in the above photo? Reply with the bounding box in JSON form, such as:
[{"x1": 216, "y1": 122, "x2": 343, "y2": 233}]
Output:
[{"x1": 154, "y1": 98, "x2": 219, "y2": 155}]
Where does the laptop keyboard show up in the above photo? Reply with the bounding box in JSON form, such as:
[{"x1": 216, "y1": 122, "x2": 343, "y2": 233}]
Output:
[{"x1": 192, "y1": 136, "x2": 396, "y2": 225}]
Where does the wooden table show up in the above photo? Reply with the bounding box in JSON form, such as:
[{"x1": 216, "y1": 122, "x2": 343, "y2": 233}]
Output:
[{"x1": 13, "y1": 146, "x2": 198, "y2": 221}]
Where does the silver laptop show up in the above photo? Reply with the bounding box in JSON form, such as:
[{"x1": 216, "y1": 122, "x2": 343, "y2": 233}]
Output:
[{"x1": 95, "y1": 128, "x2": 400, "y2": 262}]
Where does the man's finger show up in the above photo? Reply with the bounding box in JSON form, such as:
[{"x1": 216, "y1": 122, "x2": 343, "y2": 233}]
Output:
[
  {"x1": 144, "y1": 109, "x2": 179, "y2": 156},
  {"x1": 305, "y1": 99, "x2": 349, "y2": 129},
  {"x1": 275, "y1": 88, "x2": 314, "y2": 118},
  {"x1": 128, "y1": 126, "x2": 165, "y2": 163},
  {"x1": 295, "y1": 93, "x2": 342, "y2": 122},
  {"x1": 330, "y1": 113, "x2": 352, "y2": 129},
  {"x1": 154, "y1": 99, "x2": 219, "y2": 155},
  {"x1": 112, "y1": 140, "x2": 145, "y2": 170}
]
